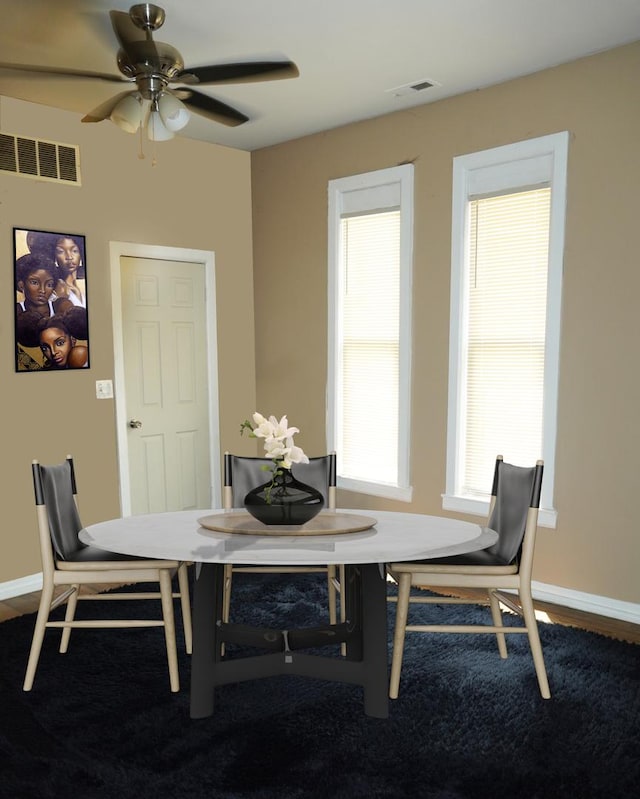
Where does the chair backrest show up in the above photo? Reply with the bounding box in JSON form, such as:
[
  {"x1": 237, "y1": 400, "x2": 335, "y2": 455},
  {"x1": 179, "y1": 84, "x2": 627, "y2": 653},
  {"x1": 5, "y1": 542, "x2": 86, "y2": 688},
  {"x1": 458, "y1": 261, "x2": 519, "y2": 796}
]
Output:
[
  {"x1": 32, "y1": 457, "x2": 86, "y2": 562},
  {"x1": 224, "y1": 452, "x2": 337, "y2": 511},
  {"x1": 485, "y1": 456, "x2": 544, "y2": 566}
]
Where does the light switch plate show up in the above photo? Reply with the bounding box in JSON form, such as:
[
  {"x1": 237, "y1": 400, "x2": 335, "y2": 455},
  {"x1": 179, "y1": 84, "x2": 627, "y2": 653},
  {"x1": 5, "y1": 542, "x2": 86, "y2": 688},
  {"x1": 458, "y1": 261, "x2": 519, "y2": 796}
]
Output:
[{"x1": 96, "y1": 379, "x2": 114, "y2": 399}]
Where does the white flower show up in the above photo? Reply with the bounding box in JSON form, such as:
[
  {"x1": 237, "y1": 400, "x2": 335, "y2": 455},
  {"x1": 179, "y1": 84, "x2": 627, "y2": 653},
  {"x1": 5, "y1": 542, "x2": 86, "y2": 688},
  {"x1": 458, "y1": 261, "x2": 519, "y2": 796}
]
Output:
[
  {"x1": 251, "y1": 411, "x2": 268, "y2": 428},
  {"x1": 252, "y1": 413, "x2": 300, "y2": 443},
  {"x1": 285, "y1": 438, "x2": 309, "y2": 465},
  {"x1": 242, "y1": 411, "x2": 309, "y2": 469},
  {"x1": 251, "y1": 412, "x2": 275, "y2": 439},
  {"x1": 264, "y1": 438, "x2": 288, "y2": 460}
]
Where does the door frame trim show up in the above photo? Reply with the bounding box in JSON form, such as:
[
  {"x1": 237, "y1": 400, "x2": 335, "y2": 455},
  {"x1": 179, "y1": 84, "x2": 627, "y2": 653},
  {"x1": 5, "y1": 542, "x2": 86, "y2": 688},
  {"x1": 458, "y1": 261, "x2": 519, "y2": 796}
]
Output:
[{"x1": 109, "y1": 241, "x2": 220, "y2": 516}]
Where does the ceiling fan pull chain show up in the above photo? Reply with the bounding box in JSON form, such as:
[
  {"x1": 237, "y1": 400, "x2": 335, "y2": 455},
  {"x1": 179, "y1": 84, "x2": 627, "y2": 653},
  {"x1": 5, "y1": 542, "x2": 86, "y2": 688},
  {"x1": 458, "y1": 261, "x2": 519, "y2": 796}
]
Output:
[
  {"x1": 148, "y1": 112, "x2": 158, "y2": 167},
  {"x1": 151, "y1": 135, "x2": 158, "y2": 168},
  {"x1": 138, "y1": 122, "x2": 145, "y2": 161}
]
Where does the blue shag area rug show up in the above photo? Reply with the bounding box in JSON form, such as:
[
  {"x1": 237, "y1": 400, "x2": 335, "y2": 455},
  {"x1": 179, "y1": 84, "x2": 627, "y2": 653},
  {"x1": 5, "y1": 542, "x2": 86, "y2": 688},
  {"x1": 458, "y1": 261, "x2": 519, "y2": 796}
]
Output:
[{"x1": 0, "y1": 570, "x2": 638, "y2": 799}]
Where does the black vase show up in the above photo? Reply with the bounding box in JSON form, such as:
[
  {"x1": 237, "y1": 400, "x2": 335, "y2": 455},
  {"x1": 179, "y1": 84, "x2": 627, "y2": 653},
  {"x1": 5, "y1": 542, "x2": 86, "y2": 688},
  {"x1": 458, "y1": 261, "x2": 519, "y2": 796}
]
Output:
[{"x1": 244, "y1": 464, "x2": 324, "y2": 525}]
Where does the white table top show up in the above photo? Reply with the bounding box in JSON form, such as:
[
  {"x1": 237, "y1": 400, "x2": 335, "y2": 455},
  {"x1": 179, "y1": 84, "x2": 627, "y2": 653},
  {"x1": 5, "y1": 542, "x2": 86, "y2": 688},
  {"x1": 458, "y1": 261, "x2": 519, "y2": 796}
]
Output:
[{"x1": 80, "y1": 508, "x2": 497, "y2": 566}]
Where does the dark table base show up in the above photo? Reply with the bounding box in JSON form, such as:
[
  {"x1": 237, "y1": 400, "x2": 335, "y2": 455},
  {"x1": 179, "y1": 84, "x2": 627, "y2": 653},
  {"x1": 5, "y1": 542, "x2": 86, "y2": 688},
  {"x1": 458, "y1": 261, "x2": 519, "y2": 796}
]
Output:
[{"x1": 189, "y1": 562, "x2": 389, "y2": 719}]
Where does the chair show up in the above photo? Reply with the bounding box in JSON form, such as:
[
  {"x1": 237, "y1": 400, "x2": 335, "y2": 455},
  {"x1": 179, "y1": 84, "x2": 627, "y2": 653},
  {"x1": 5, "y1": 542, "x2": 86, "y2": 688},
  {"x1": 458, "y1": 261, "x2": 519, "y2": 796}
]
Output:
[
  {"x1": 387, "y1": 456, "x2": 550, "y2": 699},
  {"x1": 24, "y1": 456, "x2": 192, "y2": 693},
  {"x1": 222, "y1": 452, "x2": 341, "y2": 624}
]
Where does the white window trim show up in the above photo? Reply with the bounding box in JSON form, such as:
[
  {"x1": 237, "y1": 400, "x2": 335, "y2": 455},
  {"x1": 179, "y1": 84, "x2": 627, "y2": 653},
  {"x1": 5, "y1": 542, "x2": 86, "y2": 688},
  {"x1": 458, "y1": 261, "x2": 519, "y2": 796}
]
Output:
[
  {"x1": 327, "y1": 164, "x2": 414, "y2": 501},
  {"x1": 444, "y1": 132, "x2": 569, "y2": 528}
]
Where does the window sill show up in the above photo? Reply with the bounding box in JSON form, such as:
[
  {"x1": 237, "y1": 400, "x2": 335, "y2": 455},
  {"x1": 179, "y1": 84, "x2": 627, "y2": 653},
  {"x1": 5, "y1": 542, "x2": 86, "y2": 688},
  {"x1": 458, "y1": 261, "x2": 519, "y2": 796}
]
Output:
[
  {"x1": 338, "y1": 477, "x2": 413, "y2": 503},
  {"x1": 441, "y1": 494, "x2": 557, "y2": 529}
]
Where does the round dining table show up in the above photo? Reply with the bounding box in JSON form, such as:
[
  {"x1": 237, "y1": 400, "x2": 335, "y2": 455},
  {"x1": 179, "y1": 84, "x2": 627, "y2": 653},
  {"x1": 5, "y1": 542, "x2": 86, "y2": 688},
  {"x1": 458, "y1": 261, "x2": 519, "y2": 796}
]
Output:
[{"x1": 81, "y1": 508, "x2": 497, "y2": 719}]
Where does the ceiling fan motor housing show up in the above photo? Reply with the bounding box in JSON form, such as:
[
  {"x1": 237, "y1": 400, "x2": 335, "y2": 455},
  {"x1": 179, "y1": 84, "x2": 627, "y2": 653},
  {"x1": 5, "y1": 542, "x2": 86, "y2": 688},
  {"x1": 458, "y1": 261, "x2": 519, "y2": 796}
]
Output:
[{"x1": 117, "y1": 41, "x2": 184, "y2": 84}]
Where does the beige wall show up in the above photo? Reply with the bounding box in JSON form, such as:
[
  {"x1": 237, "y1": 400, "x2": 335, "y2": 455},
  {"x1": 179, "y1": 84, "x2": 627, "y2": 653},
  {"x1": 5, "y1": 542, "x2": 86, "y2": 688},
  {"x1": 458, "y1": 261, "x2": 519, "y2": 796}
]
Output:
[
  {"x1": 251, "y1": 42, "x2": 640, "y2": 605},
  {"x1": 0, "y1": 97, "x2": 257, "y2": 583}
]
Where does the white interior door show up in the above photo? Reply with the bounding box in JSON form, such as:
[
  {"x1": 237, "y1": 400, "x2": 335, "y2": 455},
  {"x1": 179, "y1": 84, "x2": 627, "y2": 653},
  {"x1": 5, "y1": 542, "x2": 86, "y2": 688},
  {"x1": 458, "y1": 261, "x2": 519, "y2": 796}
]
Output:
[{"x1": 120, "y1": 255, "x2": 211, "y2": 514}]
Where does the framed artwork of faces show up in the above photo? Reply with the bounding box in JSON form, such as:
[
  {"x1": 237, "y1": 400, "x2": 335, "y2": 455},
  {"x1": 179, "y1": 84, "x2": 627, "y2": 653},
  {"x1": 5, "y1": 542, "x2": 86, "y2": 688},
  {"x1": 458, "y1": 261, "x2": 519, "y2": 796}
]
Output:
[{"x1": 14, "y1": 227, "x2": 90, "y2": 372}]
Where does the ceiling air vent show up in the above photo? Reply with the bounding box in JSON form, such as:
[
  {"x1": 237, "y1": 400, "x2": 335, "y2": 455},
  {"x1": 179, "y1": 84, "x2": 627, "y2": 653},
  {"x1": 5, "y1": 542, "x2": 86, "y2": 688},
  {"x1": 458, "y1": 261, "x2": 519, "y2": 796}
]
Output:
[
  {"x1": 385, "y1": 77, "x2": 442, "y2": 98},
  {"x1": 0, "y1": 132, "x2": 81, "y2": 186}
]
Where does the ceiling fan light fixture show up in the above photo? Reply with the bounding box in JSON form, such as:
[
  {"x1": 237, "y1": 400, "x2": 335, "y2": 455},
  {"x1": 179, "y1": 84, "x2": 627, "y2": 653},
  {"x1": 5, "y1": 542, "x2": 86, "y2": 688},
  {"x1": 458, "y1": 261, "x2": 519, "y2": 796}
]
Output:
[
  {"x1": 148, "y1": 109, "x2": 175, "y2": 141},
  {"x1": 110, "y1": 93, "x2": 144, "y2": 133},
  {"x1": 157, "y1": 92, "x2": 190, "y2": 132}
]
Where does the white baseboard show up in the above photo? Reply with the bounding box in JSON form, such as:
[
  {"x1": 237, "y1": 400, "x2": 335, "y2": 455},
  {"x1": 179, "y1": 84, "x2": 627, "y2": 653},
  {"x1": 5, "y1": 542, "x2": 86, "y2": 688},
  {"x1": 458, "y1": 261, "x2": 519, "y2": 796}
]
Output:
[
  {"x1": 1, "y1": 572, "x2": 639, "y2": 626},
  {"x1": 531, "y1": 581, "x2": 640, "y2": 625},
  {"x1": 0, "y1": 573, "x2": 43, "y2": 600}
]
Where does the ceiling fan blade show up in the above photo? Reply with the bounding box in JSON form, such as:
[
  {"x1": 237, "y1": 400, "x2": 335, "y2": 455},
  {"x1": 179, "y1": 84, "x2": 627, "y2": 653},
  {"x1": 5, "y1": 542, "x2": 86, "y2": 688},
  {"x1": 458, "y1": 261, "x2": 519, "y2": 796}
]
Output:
[
  {"x1": 109, "y1": 9, "x2": 161, "y2": 63},
  {"x1": 110, "y1": 9, "x2": 146, "y2": 48},
  {"x1": 177, "y1": 60, "x2": 299, "y2": 85},
  {"x1": 175, "y1": 89, "x2": 249, "y2": 127},
  {"x1": 81, "y1": 91, "x2": 137, "y2": 123},
  {"x1": 0, "y1": 61, "x2": 125, "y2": 83}
]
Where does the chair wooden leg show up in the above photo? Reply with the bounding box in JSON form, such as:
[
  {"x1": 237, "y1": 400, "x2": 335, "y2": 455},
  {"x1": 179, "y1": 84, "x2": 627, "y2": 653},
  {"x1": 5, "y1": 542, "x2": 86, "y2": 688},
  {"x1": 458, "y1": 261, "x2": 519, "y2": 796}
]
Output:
[
  {"x1": 389, "y1": 573, "x2": 411, "y2": 699},
  {"x1": 520, "y1": 586, "x2": 551, "y2": 699},
  {"x1": 177, "y1": 563, "x2": 192, "y2": 655},
  {"x1": 327, "y1": 565, "x2": 337, "y2": 625},
  {"x1": 159, "y1": 569, "x2": 180, "y2": 693},
  {"x1": 59, "y1": 584, "x2": 80, "y2": 654},
  {"x1": 23, "y1": 581, "x2": 55, "y2": 691},
  {"x1": 220, "y1": 564, "x2": 234, "y2": 656},
  {"x1": 339, "y1": 564, "x2": 347, "y2": 655},
  {"x1": 488, "y1": 589, "x2": 508, "y2": 658},
  {"x1": 222, "y1": 564, "x2": 232, "y2": 623}
]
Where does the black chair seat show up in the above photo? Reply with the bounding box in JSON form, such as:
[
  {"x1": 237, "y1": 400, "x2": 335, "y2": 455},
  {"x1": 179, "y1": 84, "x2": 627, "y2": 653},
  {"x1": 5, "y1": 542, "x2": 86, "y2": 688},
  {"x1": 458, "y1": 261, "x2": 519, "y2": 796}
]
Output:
[
  {"x1": 423, "y1": 539, "x2": 511, "y2": 567},
  {"x1": 65, "y1": 543, "x2": 152, "y2": 563}
]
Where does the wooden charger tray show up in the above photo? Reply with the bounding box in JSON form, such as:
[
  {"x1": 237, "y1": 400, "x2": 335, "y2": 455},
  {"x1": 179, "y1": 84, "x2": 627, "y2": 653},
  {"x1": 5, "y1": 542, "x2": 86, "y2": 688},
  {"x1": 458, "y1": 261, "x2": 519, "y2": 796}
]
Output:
[{"x1": 198, "y1": 510, "x2": 377, "y2": 536}]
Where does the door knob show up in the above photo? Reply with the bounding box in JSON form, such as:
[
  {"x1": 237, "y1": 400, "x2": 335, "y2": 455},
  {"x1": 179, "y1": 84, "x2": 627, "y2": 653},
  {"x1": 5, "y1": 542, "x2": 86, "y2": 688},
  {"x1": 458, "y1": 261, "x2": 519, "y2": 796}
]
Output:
[{"x1": 128, "y1": 419, "x2": 143, "y2": 429}]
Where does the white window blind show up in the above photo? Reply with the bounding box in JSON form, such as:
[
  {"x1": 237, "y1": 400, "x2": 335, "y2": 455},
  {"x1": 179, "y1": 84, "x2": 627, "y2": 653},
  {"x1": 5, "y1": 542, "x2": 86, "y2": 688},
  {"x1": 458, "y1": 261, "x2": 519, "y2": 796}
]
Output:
[
  {"x1": 328, "y1": 164, "x2": 413, "y2": 501},
  {"x1": 463, "y1": 188, "x2": 551, "y2": 496},
  {"x1": 340, "y1": 210, "x2": 400, "y2": 484}
]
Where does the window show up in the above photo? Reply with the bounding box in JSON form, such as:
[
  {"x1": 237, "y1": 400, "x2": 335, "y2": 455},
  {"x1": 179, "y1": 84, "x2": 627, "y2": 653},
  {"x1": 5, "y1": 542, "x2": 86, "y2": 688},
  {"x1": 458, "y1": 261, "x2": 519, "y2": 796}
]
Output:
[
  {"x1": 444, "y1": 133, "x2": 569, "y2": 527},
  {"x1": 327, "y1": 165, "x2": 414, "y2": 500}
]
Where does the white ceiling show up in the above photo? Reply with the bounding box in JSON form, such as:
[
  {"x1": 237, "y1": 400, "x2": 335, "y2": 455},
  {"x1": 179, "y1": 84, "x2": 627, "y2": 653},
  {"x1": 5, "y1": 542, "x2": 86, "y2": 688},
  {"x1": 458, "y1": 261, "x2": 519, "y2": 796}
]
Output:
[{"x1": 1, "y1": 0, "x2": 639, "y2": 151}]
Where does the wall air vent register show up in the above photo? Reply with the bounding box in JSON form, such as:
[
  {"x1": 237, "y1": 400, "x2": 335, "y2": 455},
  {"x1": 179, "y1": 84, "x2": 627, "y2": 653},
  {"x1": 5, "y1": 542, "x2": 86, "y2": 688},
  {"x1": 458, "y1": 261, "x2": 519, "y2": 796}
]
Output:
[{"x1": 0, "y1": 132, "x2": 80, "y2": 186}]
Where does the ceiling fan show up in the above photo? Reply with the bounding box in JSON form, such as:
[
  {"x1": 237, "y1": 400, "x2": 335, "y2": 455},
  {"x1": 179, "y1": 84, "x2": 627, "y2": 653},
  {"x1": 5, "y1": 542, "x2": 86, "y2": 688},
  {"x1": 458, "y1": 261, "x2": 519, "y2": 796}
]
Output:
[{"x1": 0, "y1": 3, "x2": 299, "y2": 140}]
